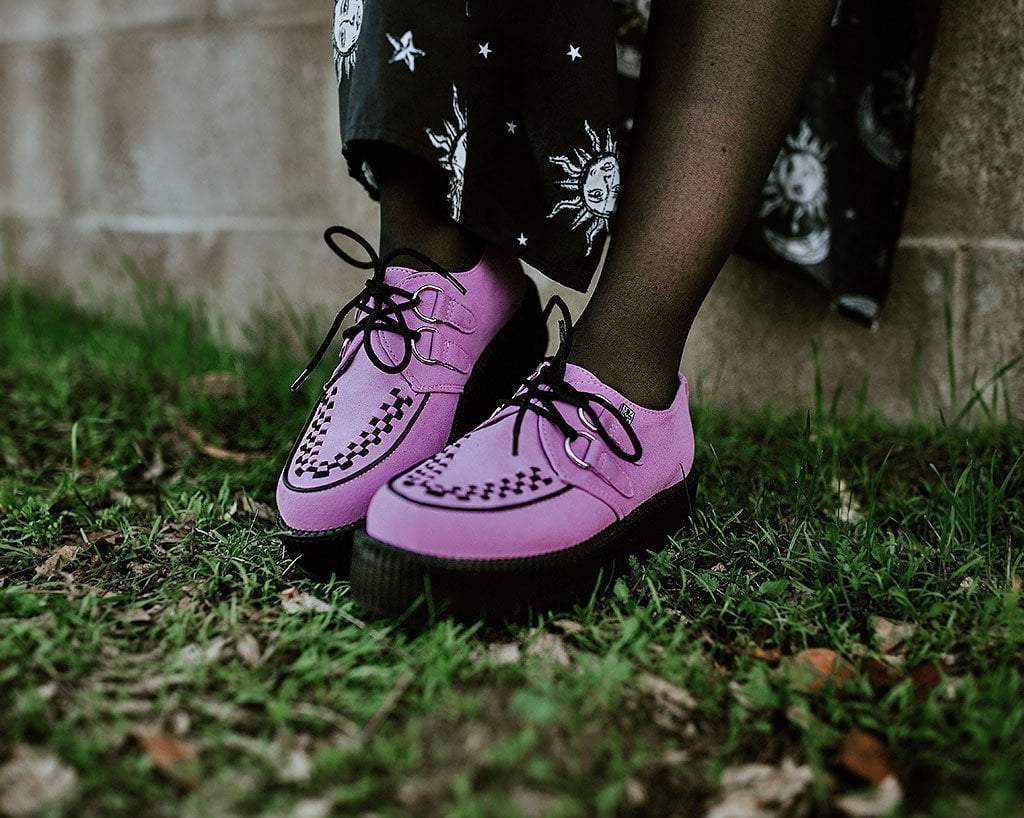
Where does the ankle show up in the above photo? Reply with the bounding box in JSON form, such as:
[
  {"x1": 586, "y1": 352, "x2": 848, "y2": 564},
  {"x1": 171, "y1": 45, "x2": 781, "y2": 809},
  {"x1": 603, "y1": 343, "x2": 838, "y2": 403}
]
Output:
[{"x1": 568, "y1": 339, "x2": 681, "y2": 410}]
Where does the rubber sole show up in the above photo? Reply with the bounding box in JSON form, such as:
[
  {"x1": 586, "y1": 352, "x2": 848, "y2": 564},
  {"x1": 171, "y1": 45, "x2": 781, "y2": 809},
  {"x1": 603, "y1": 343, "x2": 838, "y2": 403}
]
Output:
[
  {"x1": 281, "y1": 281, "x2": 548, "y2": 579},
  {"x1": 349, "y1": 471, "x2": 699, "y2": 621}
]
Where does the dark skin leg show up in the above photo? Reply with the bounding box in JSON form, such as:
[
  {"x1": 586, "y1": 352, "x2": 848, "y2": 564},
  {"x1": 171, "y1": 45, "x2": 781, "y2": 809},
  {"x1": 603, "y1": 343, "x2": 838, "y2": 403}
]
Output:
[
  {"x1": 367, "y1": 144, "x2": 483, "y2": 271},
  {"x1": 570, "y1": 0, "x2": 835, "y2": 408}
]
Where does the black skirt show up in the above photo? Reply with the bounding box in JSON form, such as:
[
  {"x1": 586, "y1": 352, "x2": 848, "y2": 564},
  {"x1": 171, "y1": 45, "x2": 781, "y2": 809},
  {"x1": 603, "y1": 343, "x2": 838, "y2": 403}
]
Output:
[{"x1": 332, "y1": 0, "x2": 938, "y2": 326}]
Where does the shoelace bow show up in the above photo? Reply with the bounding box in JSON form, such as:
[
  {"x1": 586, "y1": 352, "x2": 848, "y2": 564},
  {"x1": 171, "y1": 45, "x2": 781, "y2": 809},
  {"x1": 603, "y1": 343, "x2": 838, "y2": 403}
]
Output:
[
  {"x1": 291, "y1": 226, "x2": 466, "y2": 391},
  {"x1": 506, "y1": 296, "x2": 643, "y2": 464}
]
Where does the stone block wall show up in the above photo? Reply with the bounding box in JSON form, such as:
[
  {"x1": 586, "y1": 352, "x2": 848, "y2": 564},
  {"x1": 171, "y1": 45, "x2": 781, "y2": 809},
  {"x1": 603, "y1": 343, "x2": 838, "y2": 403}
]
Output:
[{"x1": 1, "y1": 0, "x2": 1022, "y2": 419}]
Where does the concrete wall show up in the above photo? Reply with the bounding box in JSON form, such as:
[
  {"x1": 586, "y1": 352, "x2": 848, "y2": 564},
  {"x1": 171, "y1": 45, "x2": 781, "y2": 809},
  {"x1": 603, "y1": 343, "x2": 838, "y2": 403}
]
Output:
[{"x1": 2, "y1": 0, "x2": 1022, "y2": 419}]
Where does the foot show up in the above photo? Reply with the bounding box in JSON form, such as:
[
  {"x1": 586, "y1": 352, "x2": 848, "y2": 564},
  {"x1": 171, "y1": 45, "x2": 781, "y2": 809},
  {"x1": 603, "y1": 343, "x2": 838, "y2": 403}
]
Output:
[
  {"x1": 351, "y1": 298, "x2": 698, "y2": 619},
  {"x1": 276, "y1": 227, "x2": 546, "y2": 576}
]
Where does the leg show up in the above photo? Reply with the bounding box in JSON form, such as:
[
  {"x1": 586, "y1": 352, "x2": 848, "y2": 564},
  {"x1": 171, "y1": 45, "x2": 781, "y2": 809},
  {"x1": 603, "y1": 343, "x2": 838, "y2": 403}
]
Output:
[
  {"x1": 365, "y1": 144, "x2": 483, "y2": 271},
  {"x1": 571, "y1": 0, "x2": 835, "y2": 407}
]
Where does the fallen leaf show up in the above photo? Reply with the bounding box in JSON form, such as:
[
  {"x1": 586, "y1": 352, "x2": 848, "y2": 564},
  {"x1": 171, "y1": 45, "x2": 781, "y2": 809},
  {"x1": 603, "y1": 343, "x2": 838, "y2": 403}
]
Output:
[
  {"x1": 234, "y1": 492, "x2": 275, "y2": 523},
  {"x1": 288, "y1": 798, "x2": 332, "y2": 818},
  {"x1": 751, "y1": 645, "x2": 783, "y2": 665},
  {"x1": 470, "y1": 642, "x2": 522, "y2": 666},
  {"x1": 551, "y1": 618, "x2": 583, "y2": 635},
  {"x1": 637, "y1": 673, "x2": 696, "y2": 732},
  {"x1": 0, "y1": 746, "x2": 78, "y2": 817},
  {"x1": 142, "y1": 446, "x2": 166, "y2": 481},
  {"x1": 861, "y1": 656, "x2": 904, "y2": 689},
  {"x1": 707, "y1": 758, "x2": 813, "y2": 818},
  {"x1": 235, "y1": 632, "x2": 261, "y2": 667},
  {"x1": 178, "y1": 637, "x2": 227, "y2": 668},
  {"x1": 837, "y1": 728, "x2": 893, "y2": 785},
  {"x1": 835, "y1": 775, "x2": 903, "y2": 817},
  {"x1": 172, "y1": 411, "x2": 263, "y2": 464},
  {"x1": 792, "y1": 648, "x2": 853, "y2": 693},
  {"x1": 189, "y1": 371, "x2": 246, "y2": 400},
  {"x1": 833, "y1": 477, "x2": 865, "y2": 524},
  {"x1": 908, "y1": 662, "x2": 941, "y2": 693},
  {"x1": 35, "y1": 544, "x2": 81, "y2": 577},
  {"x1": 132, "y1": 727, "x2": 198, "y2": 786},
  {"x1": 868, "y1": 616, "x2": 916, "y2": 654},
  {"x1": 525, "y1": 633, "x2": 572, "y2": 669},
  {"x1": 280, "y1": 587, "x2": 331, "y2": 614}
]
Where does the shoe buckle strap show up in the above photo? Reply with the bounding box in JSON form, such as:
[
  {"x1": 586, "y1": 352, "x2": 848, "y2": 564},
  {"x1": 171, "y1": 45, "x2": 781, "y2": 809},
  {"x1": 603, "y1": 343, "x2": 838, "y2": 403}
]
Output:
[
  {"x1": 413, "y1": 286, "x2": 477, "y2": 333},
  {"x1": 412, "y1": 327, "x2": 473, "y2": 373},
  {"x1": 563, "y1": 408, "x2": 635, "y2": 498}
]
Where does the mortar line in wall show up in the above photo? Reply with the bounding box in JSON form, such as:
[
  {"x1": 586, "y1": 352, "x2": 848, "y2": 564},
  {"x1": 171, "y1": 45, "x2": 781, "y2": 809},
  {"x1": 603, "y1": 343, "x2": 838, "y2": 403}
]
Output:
[
  {"x1": 0, "y1": 13, "x2": 327, "y2": 47},
  {"x1": 899, "y1": 236, "x2": 1024, "y2": 251}
]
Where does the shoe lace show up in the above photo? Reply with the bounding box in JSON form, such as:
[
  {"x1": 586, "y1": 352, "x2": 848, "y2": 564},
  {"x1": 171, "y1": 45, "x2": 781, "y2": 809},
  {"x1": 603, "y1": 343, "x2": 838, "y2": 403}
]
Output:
[
  {"x1": 506, "y1": 296, "x2": 642, "y2": 464},
  {"x1": 291, "y1": 226, "x2": 466, "y2": 391}
]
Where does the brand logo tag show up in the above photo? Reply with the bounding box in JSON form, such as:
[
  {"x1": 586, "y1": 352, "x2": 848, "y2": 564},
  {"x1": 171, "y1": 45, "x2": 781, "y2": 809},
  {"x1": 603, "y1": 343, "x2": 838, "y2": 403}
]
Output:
[{"x1": 618, "y1": 402, "x2": 635, "y2": 425}]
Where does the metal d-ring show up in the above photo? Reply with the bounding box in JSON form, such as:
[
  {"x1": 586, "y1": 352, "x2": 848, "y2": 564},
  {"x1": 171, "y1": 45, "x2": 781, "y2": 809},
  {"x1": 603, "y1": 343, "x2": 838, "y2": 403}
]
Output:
[
  {"x1": 412, "y1": 285, "x2": 443, "y2": 323},
  {"x1": 412, "y1": 326, "x2": 440, "y2": 364},
  {"x1": 564, "y1": 428, "x2": 595, "y2": 469},
  {"x1": 577, "y1": 405, "x2": 599, "y2": 432}
]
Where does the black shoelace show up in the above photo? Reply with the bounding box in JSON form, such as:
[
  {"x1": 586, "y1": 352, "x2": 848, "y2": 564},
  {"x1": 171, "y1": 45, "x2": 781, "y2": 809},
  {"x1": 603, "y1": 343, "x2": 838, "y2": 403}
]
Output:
[
  {"x1": 291, "y1": 226, "x2": 466, "y2": 391},
  {"x1": 506, "y1": 296, "x2": 643, "y2": 464}
]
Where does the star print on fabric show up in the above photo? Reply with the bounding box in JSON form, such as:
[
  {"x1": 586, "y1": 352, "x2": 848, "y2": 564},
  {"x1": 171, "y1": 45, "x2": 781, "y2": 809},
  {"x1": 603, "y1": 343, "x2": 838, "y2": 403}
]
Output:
[
  {"x1": 516, "y1": 233, "x2": 528, "y2": 247},
  {"x1": 386, "y1": 31, "x2": 425, "y2": 71},
  {"x1": 478, "y1": 42, "x2": 492, "y2": 59},
  {"x1": 506, "y1": 121, "x2": 518, "y2": 134},
  {"x1": 566, "y1": 44, "x2": 582, "y2": 62}
]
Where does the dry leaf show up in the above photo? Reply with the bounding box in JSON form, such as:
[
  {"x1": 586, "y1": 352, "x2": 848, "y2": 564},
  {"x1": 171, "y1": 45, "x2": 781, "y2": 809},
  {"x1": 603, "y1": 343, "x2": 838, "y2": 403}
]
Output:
[
  {"x1": 637, "y1": 673, "x2": 696, "y2": 732},
  {"x1": 280, "y1": 587, "x2": 331, "y2": 614},
  {"x1": 0, "y1": 746, "x2": 78, "y2": 817},
  {"x1": 833, "y1": 477, "x2": 865, "y2": 524},
  {"x1": 234, "y1": 492, "x2": 276, "y2": 523},
  {"x1": 861, "y1": 656, "x2": 904, "y2": 689},
  {"x1": 178, "y1": 637, "x2": 227, "y2": 668},
  {"x1": 132, "y1": 727, "x2": 198, "y2": 786},
  {"x1": 909, "y1": 662, "x2": 941, "y2": 693},
  {"x1": 707, "y1": 758, "x2": 814, "y2": 818},
  {"x1": 835, "y1": 775, "x2": 903, "y2": 817},
  {"x1": 142, "y1": 447, "x2": 166, "y2": 481},
  {"x1": 189, "y1": 371, "x2": 246, "y2": 400},
  {"x1": 470, "y1": 642, "x2": 522, "y2": 666},
  {"x1": 868, "y1": 616, "x2": 916, "y2": 654},
  {"x1": 288, "y1": 798, "x2": 333, "y2": 818},
  {"x1": 172, "y1": 411, "x2": 263, "y2": 464},
  {"x1": 792, "y1": 648, "x2": 853, "y2": 693},
  {"x1": 751, "y1": 645, "x2": 783, "y2": 665},
  {"x1": 837, "y1": 728, "x2": 893, "y2": 785},
  {"x1": 551, "y1": 618, "x2": 584, "y2": 635},
  {"x1": 235, "y1": 632, "x2": 261, "y2": 667},
  {"x1": 525, "y1": 633, "x2": 572, "y2": 669},
  {"x1": 35, "y1": 544, "x2": 81, "y2": 577}
]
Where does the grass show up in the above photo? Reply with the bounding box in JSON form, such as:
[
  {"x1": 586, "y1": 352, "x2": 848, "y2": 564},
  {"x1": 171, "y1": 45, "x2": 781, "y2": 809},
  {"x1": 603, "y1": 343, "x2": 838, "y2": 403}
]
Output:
[{"x1": 0, "y1": 280, "x2": 1022, "y2": 818}]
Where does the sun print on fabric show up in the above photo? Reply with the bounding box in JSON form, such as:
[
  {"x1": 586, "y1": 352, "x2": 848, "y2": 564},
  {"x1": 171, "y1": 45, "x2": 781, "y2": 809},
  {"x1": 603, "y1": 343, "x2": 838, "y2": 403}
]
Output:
[
  {"x1": 426, "y1": 85, "x2": 468, "y2": 220},
  {"x1": 547, "y1": 122, "x2": 620, "y2": 256},
  {"x1": 333, "y1": 0, "x2": 363, "y2": 82},
  {"x1": 759, "y1": 120, "x2": 832, "y2": 266}
]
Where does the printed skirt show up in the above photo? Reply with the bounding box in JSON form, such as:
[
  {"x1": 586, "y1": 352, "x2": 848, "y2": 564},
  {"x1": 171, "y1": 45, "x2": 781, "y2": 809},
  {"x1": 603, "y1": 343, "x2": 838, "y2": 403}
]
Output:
[{"x1": 332, "y1": 0, "x2": 938, "y2": 325}]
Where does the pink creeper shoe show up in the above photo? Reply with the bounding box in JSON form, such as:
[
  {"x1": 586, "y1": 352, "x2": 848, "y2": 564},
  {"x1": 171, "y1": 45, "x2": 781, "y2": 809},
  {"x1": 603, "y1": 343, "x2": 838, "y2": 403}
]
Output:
[
  {"x1": 276, "y1": 227, "x2": 546, "y2": 575},
  {"x1": 351, "y1": 297, "x2": 698, "y2": 618}
]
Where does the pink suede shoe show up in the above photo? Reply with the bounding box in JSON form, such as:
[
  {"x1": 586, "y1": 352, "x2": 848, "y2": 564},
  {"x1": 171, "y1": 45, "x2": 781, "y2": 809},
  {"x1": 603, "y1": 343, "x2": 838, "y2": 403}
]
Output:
[
  {"x1": 351, "y1": 297, "x2": 698, "y2": 618},
  {"x1": 277, "y1": 227, "x2": 546, "y2": 575}
]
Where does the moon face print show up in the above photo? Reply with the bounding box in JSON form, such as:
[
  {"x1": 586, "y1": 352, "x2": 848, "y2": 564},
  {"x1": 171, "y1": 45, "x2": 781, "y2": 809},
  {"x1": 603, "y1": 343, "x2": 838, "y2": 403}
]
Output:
[
  {"x1": 760, "y1": 120, "x2": 833, "y2": 266},
  {"x1": 426, "y1": 85, "x2": 468, "y2": 220},
  {"x1": 547, "y1": 122, "x2": 620, "y2": 255},
  {"x1": 333, "y1": 0, "x2": 364, "y2": 82},
  {"x1": 857, "y1": 67, "x2": 916, "y2": 168}
]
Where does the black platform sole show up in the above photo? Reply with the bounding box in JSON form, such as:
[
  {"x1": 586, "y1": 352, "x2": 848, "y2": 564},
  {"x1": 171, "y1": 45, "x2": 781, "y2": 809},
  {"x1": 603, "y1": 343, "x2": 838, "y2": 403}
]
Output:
[
  {"x1": 281, "y1": 281, "x2": 548, "y2": 579},
  {"x1": 349, "y1": 471, "x2": 699, "y2": 621}
]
